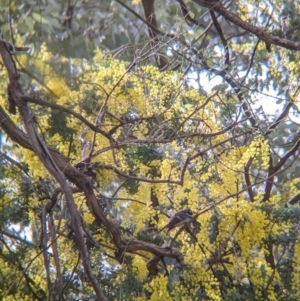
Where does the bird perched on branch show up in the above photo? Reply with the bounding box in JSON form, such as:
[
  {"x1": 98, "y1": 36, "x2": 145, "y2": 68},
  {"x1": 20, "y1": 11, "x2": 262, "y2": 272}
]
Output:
[{"x1": 154, "y1": 208, "x2": 193, "y2": 237}]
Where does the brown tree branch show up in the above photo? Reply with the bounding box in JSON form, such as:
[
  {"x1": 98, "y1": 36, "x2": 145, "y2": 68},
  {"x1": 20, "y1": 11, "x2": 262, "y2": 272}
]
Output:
[
  {"x1": 0, "y1": 230, "x2": 35, "y2": 246},
  {"x1": 244, "y1": 157, "x2": 254, "y2": 202},
  {"x1": 40, "y1": 207, "x2": 52, "y2": 292},
  {"x1": 273, "y1": 139, "x2": 300, "y2": 173},
  {"x1": 210, "y1": 10, "x2": 230, "y2": 66},
  {"x1": 192, "y1": 0, "x2": 300, "y2": 50},
  {"x1": 242, "y1": 39, "x2": 261, "y2": 83},
  {"x1": 288, "y1": 192, "x2": 300, "y2": 205},
  {"x1": 48, "y1": 214, "x2": 63, "y2": 299},
  {"x1": 141, "y1": 0, "x2": 168, "y2": 70},
  {"x1": 22, "y1": 95, "x2": 113, "y2": 141}
]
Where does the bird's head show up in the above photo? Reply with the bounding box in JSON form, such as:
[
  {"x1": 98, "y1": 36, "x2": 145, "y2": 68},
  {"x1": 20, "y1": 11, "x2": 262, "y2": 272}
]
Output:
[{"x1": 180, "y1": 208, "x2": 193, "y2": 216}]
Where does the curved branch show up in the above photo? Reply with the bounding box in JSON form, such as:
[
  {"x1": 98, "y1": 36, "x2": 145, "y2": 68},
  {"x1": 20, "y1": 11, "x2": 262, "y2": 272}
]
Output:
[
  {"x1": 192, "y1": 0, "x2": 300, "y2": 50},
  {"x1": 263, "y1": 139, "x2": 300, "y2": 202},
  {"x1": 273, "y1": 139, "x2": 300, "y2": 172},
  {"x1": 22, "y1": 95, "x2": 113, "y2": 141}
]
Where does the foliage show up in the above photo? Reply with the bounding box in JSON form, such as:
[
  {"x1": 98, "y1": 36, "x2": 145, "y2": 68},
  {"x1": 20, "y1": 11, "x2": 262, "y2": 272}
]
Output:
[{"x1": 0, "y1": 0, "x2": 300, "y2": 300}]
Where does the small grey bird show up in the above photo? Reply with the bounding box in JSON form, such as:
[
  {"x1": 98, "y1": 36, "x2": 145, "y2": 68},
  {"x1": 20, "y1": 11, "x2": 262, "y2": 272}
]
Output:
[{"x1": 155, "y1": 209, "x2": 193, "y2": 236}]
